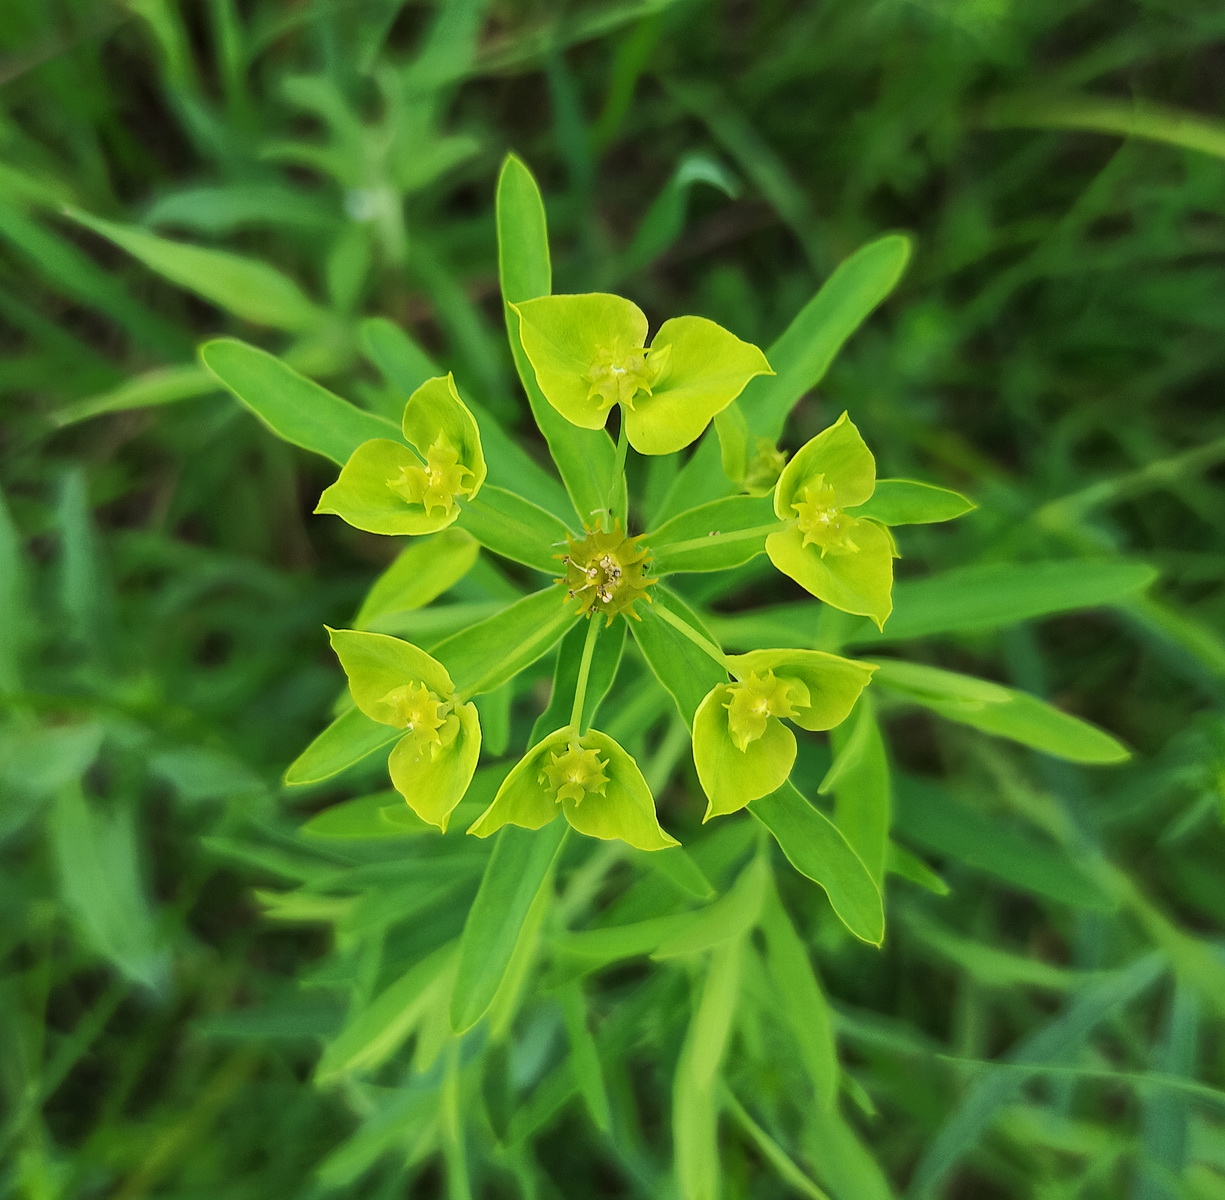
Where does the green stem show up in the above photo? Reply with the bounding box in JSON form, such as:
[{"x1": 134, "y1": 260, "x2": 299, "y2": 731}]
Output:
[
  {"x1": 655, "y1": 521, "x2": 786, "y2": 560},
  {"x1": 652, "y1": 602, "x2": 728, "y2": 668},
  {"x1": 607, "y1": 418, "x2": 630, "y2": 519},
  {"x1": 569, "y1": 615, "x2": 602, "y2": 732}
]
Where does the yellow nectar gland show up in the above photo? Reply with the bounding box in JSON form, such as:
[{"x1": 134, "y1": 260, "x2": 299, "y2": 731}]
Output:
[
  {"x1": 388, "y1": 435, "x2": 475, "y2": 517},
  {"x1": 540, "y1": 741, "x2": 609, "y2": 806},
  {"x1": 585, "y1": 342, "x2": 670, "y2": 412},
  {"x1": 557, "y1": 521, "x2": 656, "y2": 625},
  {"x1": 724, "y1": 670, "x2": 808, "y2": 751},
  {"x1": 792, "y1": 475, "x2": 861, "y2": 557},
  {"x1": 380, "y1": 682, "x2": 452, "y2": 757}
]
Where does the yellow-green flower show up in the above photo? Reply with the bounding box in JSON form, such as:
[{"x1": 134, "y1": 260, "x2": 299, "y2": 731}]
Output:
[
  {"x1": 512, "y1": 292, "x2": 772, "y2": 455},
  {"x1": 765, "y1": 413, "x2": 896, "y2": 627},
  {"x1": 317, "y1": 374, "x2": 486, "y2": 535},
  {"x1": 468, "y1": 726, "x2": 677, "y2": 850}
]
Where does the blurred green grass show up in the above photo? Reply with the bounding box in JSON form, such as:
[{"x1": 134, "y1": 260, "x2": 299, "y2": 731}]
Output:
[{"x1": 1, "y1": 1, "x2": 1224, "y2": 1197}]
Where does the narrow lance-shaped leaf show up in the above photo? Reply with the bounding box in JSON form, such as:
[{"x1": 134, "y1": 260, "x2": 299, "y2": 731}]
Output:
[
  {"x1": 497, "y1": 154, "x2": 621, "y2": 521},
  {"x1": 68, "y1": 208, "x2": 326, "y2": 332},
  {"x1": 739, "y1": 233, "x2": 912, "y2": 440},
  {"x1": 201, "y1": 338, "x2": 396, "y2": 464}
]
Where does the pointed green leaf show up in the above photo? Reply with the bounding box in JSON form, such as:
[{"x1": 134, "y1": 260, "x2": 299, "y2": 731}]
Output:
[
  {"x1": 750, "y1": 782, "x2": 884, "y2": 946},
  {"x1": 496, "y1": 154, "x2": 619, "y2": 520},
  {"x1": 927, "y1": 688, "x2": 1130, "y2": 764},
  {"x1": 853, "y1": 479, "x2": 974, "y2": 525},
  {"x1": 828, "y1": 698, "x2": 891, "y2": 885},
  {"x1": 739, "y1": 234, "x2": 911, "y2": 439},
  {"x1": 647, "y1": 495, "x2": 778, "y2": 575},
  {"x1": 457, "y1": 486, "x2": 573, "y2": 573},
  {"x1": 653, "y1": 856, "x2": 769, "y2": 958},
  {"x1": 284, "y1": 706, "x2": 402, "y2": 786},
  {"x1": 355, "y1": 530, "x2": 479, "y2": 629},
  {"x1": 432, "y1": 586, "x2": 578, "y2": 698},
  {"x1": 201, "y1": 338, "x2": 396, "y2": 464},
  {"x1": 451, "y1": 820, "x2": 567, "y2": 1033},
  {"x1": 70, "y1": 208, "x2": 325, "y2": 331}
]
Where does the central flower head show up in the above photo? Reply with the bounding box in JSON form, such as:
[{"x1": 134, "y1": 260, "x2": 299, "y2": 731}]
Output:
[
  {"x1": 387, "y1": 435, "x2": 475, "y2": 518},
  {"x1": 723, "y1": 670, "x2": 806, "y2": 750},
  {"x1": 540, "y1": 741, "x2": 610, "y2": 805},
  {"x1": 557, "y1": 520, "x2": 656, "y2": 625},
  {"x1": 379, "y1": 681, "x2": 451, "y2": 756},
  {"x1": 792, "y1": 475, "x2": 861, "y2": 557}
]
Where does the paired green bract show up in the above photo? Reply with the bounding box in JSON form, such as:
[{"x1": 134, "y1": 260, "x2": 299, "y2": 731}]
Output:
[
  {"x1": 316, "y1": 373, "x2": 486, "y2": 534},
  {"x1": 513, "y1": 293, "x2": 774, "y2": 455}
]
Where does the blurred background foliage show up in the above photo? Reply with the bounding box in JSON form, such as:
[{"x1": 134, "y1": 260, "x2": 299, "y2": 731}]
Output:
[{"x1": 2, "y1": 0, "x2": 1225, "y2": 1197}]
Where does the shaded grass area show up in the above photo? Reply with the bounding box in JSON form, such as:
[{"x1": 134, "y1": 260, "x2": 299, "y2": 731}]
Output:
[{"x1": 2, "y1": 1, "x2": 1224, "y2": 1197}]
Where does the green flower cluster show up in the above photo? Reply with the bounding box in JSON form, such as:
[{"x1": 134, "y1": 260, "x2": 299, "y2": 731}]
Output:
[{"x1": 312, "y1": 283, "x2": 969, "y2": 849}]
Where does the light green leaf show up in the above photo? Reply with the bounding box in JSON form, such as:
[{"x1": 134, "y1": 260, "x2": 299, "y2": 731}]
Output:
[
  {"x1": 328, "y1": 627, "x2": 455, "y2": 719},
  {"x1": 559, "y1": 982, "x2": 613, "y2": 1133},
  {"x1": 497, "y1": 154, "x2": 619, "y2": 520},
  {"x1": 674, "y1": 936, "x2": 743, "y2": 1200},
  {"x1": 359, "y1": 316, "x2": 439, "y2": 395},
  {"x1": 632, "y1": 587, "x2": 728, "y2": 727},
  {"x1": 51, "y1": 786, "x2": 170, "y2": 992},
  {"x1": 766, "y1": 521, "x2": 894, "y2": 628},
  {"x1": 514, "y1": 292, "x2": 648, "y2": 429},
  {"x1": 388, "y1": 700, "x2": 481, "y2": 831},
  {"x1": 451, "y1": 820, "x2": 567, "y2": 1033},
  {"x1": 457, "y1": 487, "x2": 573, "y2": 573},
  {"x1": 355, "y1": 530, "x2": 479, "y2": 630},
  {"x1": 926, "y1": 688, "x2": 1130, "y2": 764},
  {"x1": 69, "y1": 208, "x2": 325, "y2": 331},
  {"x1": 53, "y1": 364, "x2": 217, "y2": 427},
  {"x1": 895, "y1": 778, "x2": 1115, "y2": 910},
  {"x1": 316, "y1": 946, "x2": 457, "y2": 1082},
  {"x1": 828, "y1": 698, "x2": 891, "y2": 885},
  {"x1": 750, "y1": 782, "x2": 884, "y2": 946},
  {"x1": 853, "y1": 479, "x2": 975, "y2": 525},
  {"x1": 283, "y1": 706, "x2": 402, "y2": 786},
  {"x1": 300, "y1": 791, "x2": 429, "y2": 839},
  {"x1": 647, "y1": 495, "x2": 778, "y2": 575},
  {"x1": 868, "y1": 658, "x2": 1012, "y2": 705},
  {"x1": 739, "y1": 234, "x2": 912, "y2": 440},
  {"x1": 653, "y1": 856, "x2": 769, "y2": 958},
  {"x1": 693, "y1": 684, "x2": 796, "y2": 818},
  {"x1": 316, "y1": 439, "x2": 454, "y2": 535},
  {"x1": 432, "y1": 586, "x2": 578, "y2": 699},
  {"x1": 726, "y1": 648, "x2": 876, "y2": 730},
  {"x1": 201, "y1": 338, "x2": 396, "y2": 464},
  {"x1": 847, "y1": 559, "x2": 1158, "y2": 644},
  {"x1": 774, "y1": 412, "x2": 876, "y2": 515},
  {"x1": 627, "y1": 316, "x2": 773, "y2": 455},
  {"x1": 761, "y1": 885, "x2": 839, "y2": 1108}
]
